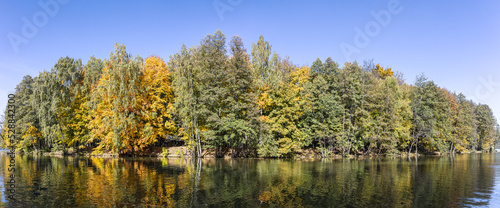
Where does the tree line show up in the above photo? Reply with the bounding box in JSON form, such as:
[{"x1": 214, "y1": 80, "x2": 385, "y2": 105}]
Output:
[{"x1": 1, "y1": 30, "x2": 499, "y2": 157}]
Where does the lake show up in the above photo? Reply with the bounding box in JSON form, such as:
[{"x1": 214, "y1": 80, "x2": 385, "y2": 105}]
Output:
[{"x1": 1, "y1": 152, "x2": 499, "y2": 207}]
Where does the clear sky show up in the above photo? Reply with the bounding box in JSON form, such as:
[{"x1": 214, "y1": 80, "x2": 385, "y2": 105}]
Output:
[{"x1": 1, "y1": 0, "x2": 499, "y2": 120}]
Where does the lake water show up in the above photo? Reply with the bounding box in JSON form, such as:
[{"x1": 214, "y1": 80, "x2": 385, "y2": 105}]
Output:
[{"x1": 1, "y1": 152, "x2": 499, "y2": 207}]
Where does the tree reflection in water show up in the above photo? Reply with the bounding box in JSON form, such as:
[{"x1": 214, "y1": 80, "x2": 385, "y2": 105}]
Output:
[{"x1": 0, "y1": 153, "x2": 498, "y2": 207}]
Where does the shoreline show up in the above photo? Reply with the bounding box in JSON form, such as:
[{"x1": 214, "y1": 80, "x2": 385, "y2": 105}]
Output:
[{"x1": 2, "y1": 147, "x2": 496, "y2": 159}]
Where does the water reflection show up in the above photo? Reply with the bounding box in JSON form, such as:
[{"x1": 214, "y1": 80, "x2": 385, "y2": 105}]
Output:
[{"x1": 0, "y1": 153, "x2": 498, "y2": 207}]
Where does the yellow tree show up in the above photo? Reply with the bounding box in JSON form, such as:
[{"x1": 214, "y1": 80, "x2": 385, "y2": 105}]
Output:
[
  {"x1": 88, "y1": 44, "x2": 144, "y2": 154},
  {"x1": 66, "y1": 57, "x2": 104, "y2": 151},
  {"x1": 139, "y1": 56, "x2": 176, "y2": 151},
  {"x1": 267, "y1": 66, "x2": 310, "y2": 157}
]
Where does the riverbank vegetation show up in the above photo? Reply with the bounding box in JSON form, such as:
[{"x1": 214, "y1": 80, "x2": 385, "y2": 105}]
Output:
[{"x1": 1, "y1": 31, "x2": 499, "y2": 157}]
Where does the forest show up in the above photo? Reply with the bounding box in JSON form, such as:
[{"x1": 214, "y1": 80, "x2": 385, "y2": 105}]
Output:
[{"x1": 1, "y1": 30, "x2": 499, "y2": 158}]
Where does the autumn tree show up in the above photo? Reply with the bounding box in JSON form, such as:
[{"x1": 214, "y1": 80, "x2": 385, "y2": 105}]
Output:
[
  {"x1": 170, "y1": 43, "x2": 207, "y2": 157},
  {"x1": 88, "y1": 43, "x2": 144, "y2": 154},
  {"x1": 140, "y1": 56, "x2": 176, "y2": 151},
  {"x1": 266, "y1": 66, "x2": 310, "y2": 157},
  {"x1": 256, "y1": 54, "x2": 297, "y2": 157}
]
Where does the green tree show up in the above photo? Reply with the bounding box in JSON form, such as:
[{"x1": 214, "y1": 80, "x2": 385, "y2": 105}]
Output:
[
  {"x1": 53, "y1": 57, "x2": 83, "y2": 151},
  {"x1": 69, "y1": 56, "x2": 105, "y2": 150},
  {"x1": 170, "y1": 44, "x2": 203, "y2": 156},
  {"x1": 303, "y1": 58, "x2": 342, "y2": 157},
  {"x1": 475, "y1": 104, "x2": 496, "y2": 152},
  {"x1": 362, "y1": 76, "x2": 413, "y2": 155},
  {"x1": 431, "y1": 88, "x2": 453, "y2": 153},
  {"x1": 337, "y1": 62, "x2": 365, "y2": 156},
  {"x1": 139, "y1": 56, "x2": 176, "y2": 151},
  {"x1": 251, "y1": 35, "x2": 274, "y2": 156},
  {"x1": 221, "y1": 36, "x2": 259, "y2": 157},
  {"x1": 410, "y1": 74, "x2": 436, "y2": 154}
]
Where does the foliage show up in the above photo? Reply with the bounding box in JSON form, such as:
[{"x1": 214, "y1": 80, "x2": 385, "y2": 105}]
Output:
[
  {"x1": 1, "y1": 32, "x2": 497, "y2": 157},
  {"x1": 140, "y1": 56, "x2": 176, "y2": 151}
]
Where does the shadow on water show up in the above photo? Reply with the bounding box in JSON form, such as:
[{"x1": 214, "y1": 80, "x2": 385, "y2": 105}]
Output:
[{"x1": 0, "y1": 152, "x2": 499, "y2": 207}]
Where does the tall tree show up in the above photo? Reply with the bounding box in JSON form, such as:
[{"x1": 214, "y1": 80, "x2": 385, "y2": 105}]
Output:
[
  {"x1": 68, "y1": 57, "x2": 105, "y2": 150},
  {"x1": 410, "y1": 74, "x2": 436, "y2": 154},
  {"x1": 337, "y1": 62, "x2": 364, "y2": 156},
  {"x1": 362, "y1": 76, "x2": 412, "y2": 154},
  {"x1": 303, "y1": 58, "x2": 342, "y2": 157},
  {"x1": 7, "y1": 75, "x2": 41, "y2": 151},
  {"x1": 170, "y1": 45, "x2": 202, "y2": 156},
  {"x1": 251, "y1": 35, "x2": 274, "y2": 156},
  {"x1": 251, "y1": 35, "x2": 272, "y2": 86},
  {"x1": 455, "y1": 94, "x2": 478, "y2": 151},
  {"x1": 475, "y1": 104, "x2": 496, "y2": 152},
  {"x1": 196, "y1": 30, "x2": 229, "y2": 157},
  {"x1": 53, "y1": 57, "x2": 83, "y2": 151},
  {"x1": 266, "y1": 66, "x2": 310, "y2": 157},
  {"x1": 220, "y1": 36, "x2": 259, "y2": 157},
  {"x1": 88, "y1": 43, "x2": 144, "y2": 154},
  {"x1": 139, "y1": 56, "x2": 176, "y2": 151},
  {"x1": 256, "y1": 54, "x2": 297, "y2": 157},
  {"x1": 32, "y1": 69, "x2": 65, "y2": 151},
  {"x1": 431, "y1": 88, "x2": 454, "y2": 153}
]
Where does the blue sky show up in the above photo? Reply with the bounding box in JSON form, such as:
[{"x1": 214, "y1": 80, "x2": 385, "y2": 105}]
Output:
[{"x1": 1, "y1": 0, "x2": 499, "y2": 120}]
